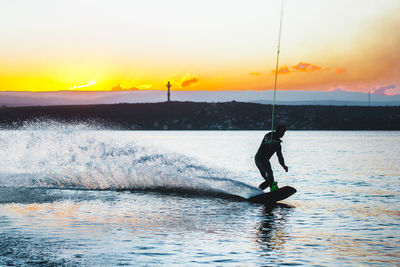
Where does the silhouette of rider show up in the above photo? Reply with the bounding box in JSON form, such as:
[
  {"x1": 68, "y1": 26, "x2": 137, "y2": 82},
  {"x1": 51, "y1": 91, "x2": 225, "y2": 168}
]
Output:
[{"x1": 255, "y1": 124, "x2": 288, "y2": 191}]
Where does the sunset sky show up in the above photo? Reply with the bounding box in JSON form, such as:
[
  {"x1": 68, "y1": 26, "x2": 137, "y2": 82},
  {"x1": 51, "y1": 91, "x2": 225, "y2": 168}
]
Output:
[{"x1": 1, "y1": 0, "x2": 399, "y2": 95}]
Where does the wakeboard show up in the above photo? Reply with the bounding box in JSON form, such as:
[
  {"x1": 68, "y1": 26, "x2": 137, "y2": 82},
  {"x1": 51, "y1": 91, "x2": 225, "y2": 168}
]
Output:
[{"x1": 247, "y1": 186, "x2": 296, "y2": 204}]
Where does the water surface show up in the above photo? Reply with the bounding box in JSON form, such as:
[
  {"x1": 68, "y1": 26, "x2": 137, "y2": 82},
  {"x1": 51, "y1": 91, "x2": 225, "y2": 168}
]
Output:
[{"x1": 0, "y1": 128, "x2": 399, "y2": 266}]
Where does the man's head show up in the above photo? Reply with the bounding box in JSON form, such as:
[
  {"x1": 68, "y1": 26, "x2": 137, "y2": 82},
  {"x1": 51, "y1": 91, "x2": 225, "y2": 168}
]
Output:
[{"x1": 276, "y1": 124, "x2": 286, "y2": 138}]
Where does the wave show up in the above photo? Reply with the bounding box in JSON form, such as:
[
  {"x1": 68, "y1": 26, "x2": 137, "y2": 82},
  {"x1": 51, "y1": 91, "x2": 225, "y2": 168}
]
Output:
[{"x1": 0, "y1": 123, "x2": 261, "y2": 199}]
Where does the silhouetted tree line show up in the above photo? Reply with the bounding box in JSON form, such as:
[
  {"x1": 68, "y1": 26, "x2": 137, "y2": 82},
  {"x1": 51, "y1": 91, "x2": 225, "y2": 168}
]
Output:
[{"x1": 0, "y1": 101, "x2": 399, "y2": 130}]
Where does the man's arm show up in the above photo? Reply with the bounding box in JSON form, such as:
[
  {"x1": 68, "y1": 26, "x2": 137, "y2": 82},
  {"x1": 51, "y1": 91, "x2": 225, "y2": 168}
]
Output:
[{"x1": 276, "y1": 147, "x2": 289, "y2": 172}]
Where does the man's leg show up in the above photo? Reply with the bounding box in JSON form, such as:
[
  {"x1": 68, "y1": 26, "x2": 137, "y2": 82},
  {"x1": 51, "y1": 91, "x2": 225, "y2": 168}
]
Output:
[
  {"x1": 265, "y1": 161, "x2": 274, "y2": 184},
  {"x1": 255, "y1": 158, "x2": 274, "y2": 190},
  {"x1": 265, "y1": 161, "x2": 278, "y2": 191},
  {"x1": 258, "y1": 180, "x2": 269, "y2": 190}
]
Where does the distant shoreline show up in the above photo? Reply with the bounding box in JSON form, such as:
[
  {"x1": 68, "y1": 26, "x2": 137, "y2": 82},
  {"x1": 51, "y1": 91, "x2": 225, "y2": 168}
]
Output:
[{"x1": 1, "y1": 101, "x2": 399, "y2": 130}]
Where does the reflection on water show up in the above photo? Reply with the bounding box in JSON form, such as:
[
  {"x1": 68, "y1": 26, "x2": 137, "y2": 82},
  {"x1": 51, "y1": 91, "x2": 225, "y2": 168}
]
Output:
[
  {"x1": 0, "y1": 189, "x2": 269, "y2": 265},
  {"x1": 256, "y1": 204, "x2": 294, "y2": 252}
]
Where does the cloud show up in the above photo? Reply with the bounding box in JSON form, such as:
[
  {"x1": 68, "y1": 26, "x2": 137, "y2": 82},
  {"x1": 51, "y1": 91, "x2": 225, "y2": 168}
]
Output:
[
  {"x1": 331, "y1": 87, "x2": 347, "y2": 92},
  {"x1": 311, "y1": 65, "x2": 322, "y2": 72},
  {"x1": 181, "y1": 74, "x2": 199, "y2": 88},
  {"x1": 271, "y1": 65, "x2": 291, "y2": 74},
  {"x1": 330, "y1": 85, "x2": 400, "y2": 96},
  {"x1": 336, "y1": 68, "x2": 345, "y2": 74},
  {"x1": 250, "y1": 72, "x2": 262, "y2": 76},
  {"x1": 111, "y1": 84, "x2": 140, "y2": 91},
  {"x1": 137, "y1": 85, "x2": 152, "y2": 90},
  {"x1": 373, "y1": 84, "x2": 398, "y2": 96},
  {"x1": 292, "y1": 62, "x2": 322, "y2": 72},
  {"x1": 272, "y1": 62, "x2": 323, "y2": 75},
  {"x1": 69, "y1": 80, "x2": 96, "y2": 90}
]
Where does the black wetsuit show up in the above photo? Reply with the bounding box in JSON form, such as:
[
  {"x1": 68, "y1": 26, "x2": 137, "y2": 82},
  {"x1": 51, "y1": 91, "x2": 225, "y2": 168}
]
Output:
[{"x1": 255, "y1": 132, "x2": 285, "y2": 189}]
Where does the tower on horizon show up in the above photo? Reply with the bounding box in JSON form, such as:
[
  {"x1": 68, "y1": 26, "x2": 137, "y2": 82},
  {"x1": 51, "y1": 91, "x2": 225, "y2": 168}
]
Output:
[
  {"x1": 167, "y1": 81, "x2": 171, "y2": 102},
  {"x1": 369, "y1": 88, "x2": 371, "y2": 106}
]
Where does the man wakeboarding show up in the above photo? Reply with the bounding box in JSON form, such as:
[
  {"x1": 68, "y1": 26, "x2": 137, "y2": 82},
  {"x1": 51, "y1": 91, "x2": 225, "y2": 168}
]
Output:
[{"x1": 255, "y1": 124, "x2": 288, "y2": 192}]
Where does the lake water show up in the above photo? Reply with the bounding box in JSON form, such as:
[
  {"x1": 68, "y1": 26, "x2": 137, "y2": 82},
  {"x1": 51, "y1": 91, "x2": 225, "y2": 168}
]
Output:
[{"x1": 0, "y1": 126, "x2": 399, "y2": 266}]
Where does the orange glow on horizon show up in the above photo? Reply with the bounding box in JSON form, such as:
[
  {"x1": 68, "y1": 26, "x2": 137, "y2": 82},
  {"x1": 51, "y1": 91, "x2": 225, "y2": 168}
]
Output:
[{"x1": 0, "y1": 61, "x2": 397, "y2": 94}]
